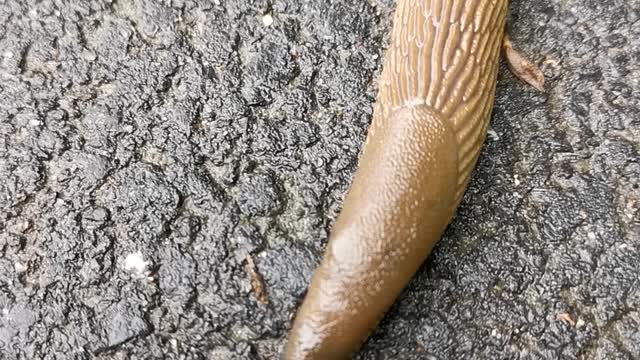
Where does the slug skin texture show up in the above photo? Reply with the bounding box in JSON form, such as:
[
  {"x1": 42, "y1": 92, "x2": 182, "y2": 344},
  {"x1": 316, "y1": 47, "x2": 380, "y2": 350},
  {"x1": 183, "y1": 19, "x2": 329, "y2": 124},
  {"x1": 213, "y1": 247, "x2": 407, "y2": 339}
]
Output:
[{"x1": 284, "y1": 0, "x2": 509, "y2": 358}]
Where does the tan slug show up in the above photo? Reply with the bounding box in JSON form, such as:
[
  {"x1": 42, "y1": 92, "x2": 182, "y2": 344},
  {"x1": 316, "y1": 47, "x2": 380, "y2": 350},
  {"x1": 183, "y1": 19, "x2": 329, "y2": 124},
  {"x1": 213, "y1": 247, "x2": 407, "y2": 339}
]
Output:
[{"x1": 284, "y1": 0, "x2": 541, "y2": 358}]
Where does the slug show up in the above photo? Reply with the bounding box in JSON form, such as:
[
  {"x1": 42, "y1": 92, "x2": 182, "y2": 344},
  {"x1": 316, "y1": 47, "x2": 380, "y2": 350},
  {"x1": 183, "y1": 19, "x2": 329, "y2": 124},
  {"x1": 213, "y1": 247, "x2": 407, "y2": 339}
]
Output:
[{"x1": 284, "y1": 0, "x2": 533, "y2": 358}]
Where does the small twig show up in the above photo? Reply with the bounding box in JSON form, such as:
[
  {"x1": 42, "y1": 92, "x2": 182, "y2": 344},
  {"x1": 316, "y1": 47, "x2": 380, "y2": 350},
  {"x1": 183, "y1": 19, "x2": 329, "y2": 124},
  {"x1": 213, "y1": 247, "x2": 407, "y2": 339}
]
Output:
[
  {"x1": 245, "y1": 255, "x2": 268, "y2": 305},
  {"x1": 556, "y1": 313, "x2": 576, "y2": 327}
]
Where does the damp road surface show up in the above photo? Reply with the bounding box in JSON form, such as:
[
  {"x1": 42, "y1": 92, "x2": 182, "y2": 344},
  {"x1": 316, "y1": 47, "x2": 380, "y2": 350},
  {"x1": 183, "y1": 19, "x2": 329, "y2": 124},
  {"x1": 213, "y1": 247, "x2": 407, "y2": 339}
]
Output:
[{"x1": 1, "y1": 0, "x2": 639, "y2": 359}]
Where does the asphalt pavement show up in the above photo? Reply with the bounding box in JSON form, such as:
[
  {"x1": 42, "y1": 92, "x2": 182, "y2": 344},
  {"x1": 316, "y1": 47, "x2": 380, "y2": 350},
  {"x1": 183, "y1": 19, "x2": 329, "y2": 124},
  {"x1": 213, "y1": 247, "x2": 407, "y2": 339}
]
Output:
[{"x1": 0, "y1": 0, "x2": 638, "y2": 359}]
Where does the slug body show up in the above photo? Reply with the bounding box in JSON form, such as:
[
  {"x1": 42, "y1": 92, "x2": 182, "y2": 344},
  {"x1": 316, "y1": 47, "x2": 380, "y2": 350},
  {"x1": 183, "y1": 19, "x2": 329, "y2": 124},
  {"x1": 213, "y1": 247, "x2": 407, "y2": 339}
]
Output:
[{"x1": 285, "y1": 0, "x2": 508, "y2": 358}]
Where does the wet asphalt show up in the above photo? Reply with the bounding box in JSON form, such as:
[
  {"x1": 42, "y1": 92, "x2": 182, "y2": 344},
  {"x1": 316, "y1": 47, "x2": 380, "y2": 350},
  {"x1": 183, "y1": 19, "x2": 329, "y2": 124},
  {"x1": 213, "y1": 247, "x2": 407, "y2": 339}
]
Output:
[{"x1": 0, "y1": 0, "x2": 638, "y2": 359}]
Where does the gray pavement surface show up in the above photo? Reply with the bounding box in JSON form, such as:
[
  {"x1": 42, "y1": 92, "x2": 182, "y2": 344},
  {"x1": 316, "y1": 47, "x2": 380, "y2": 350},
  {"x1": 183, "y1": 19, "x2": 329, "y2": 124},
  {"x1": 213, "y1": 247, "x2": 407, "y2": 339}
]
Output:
[{"x1": 1, "y1": 0, "x2": 639, "y2": 359}]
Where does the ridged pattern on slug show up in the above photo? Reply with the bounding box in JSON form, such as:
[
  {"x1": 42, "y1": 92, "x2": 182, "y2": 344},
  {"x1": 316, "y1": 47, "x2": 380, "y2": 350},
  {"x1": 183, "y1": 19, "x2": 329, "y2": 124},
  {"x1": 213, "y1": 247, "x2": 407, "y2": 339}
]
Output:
[
  {"x1": 373, "y1": 0, "x2": 508, "y2": 204},
  {"x1": 284, "y1": 1, "x2": 508, "y2": 359}
]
